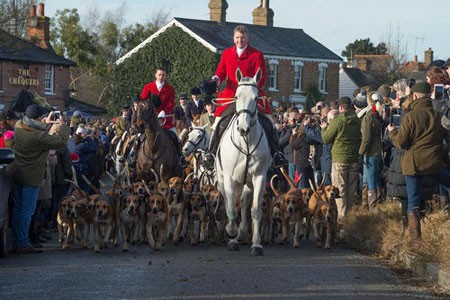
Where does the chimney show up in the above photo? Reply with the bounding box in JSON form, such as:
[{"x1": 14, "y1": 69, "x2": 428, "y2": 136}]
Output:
[
  {"x1": 252, "y1": 0, "x2": 274, "y2": 27},
  {"x1": 30, "y1": 4, "x2": 36, "y2": 17},
  {"x1": 424, "y1": 47, "x2": 433, "y2": 66},
  {"x1": 37, "y1": 2, "x2": 44, "y2": 16},
  {"x1": 209, "y1": 0, "x2": 228, "y2": 23},
  {"x1": 26, "y1": 2, "x2": 54, "y2": 53},
  {"x1": 413, "y1": 55, "x2": 418, "y2": 62}
]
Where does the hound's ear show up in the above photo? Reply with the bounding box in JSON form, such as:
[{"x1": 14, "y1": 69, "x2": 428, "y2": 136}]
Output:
[
  {"x1": 236, "y1": 68, "x2": 243, "y2": 82},
  {"x1": 254, "y1": 68, "x2": 262, "y2": 84}
]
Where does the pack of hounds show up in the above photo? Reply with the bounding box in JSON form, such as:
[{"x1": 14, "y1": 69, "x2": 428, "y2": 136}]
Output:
[{"x1": 57, "y1": 166, "x2": 340, "y2": 253}]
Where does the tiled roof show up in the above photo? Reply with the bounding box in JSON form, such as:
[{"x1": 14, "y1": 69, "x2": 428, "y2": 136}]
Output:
[
  {"x1": 116, "y1": 18, "x2": 342, "y2": 65},
  {"x1": 0, "y1": 29, "x2": 75, "y2": 66},
  {"x1": 176, "y1": 18, "x2": 342, "y2": 61},
  {"x1": 342, "y1": 67, "x2": 375, "y2": 88}
]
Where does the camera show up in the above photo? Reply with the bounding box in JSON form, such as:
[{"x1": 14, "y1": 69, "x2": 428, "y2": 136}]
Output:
[
  {"x1": 434, "y1": 84, "x2": 444, "y2": 101},
  {"x1": 390, "y1": 108, "x2": 401, "y2": 128},
  {"x1": 51, "y1": 111, "x2": 61, "y2": 122}
]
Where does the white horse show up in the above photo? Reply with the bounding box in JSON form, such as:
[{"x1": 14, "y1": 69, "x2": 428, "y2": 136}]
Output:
[
  {"x1": 215, "y1": 68, "x2": 271, "y2": 256},
  {"x1": 182, "y1": 124, "x2": 215, "y2": 188}
]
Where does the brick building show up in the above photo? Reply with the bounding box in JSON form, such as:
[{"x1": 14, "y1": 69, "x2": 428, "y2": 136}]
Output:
[
  {"x1": 0, "y1": 3, "x2": 75, "y2": 112},
  {"x1": 116, "y1": 0, "x2": 342, "y2": 108}
]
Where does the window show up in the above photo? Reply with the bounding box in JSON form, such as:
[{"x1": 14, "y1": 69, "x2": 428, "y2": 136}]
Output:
[
  {"x1": 293, "y1": 61, "x2": 303, "y2": 92},
  {"x1": 268, "y1": 60, "x2": 278, "y2": 91},
  {"x1": 44, "y1": 65, "x2": 54, "y2": 94},
  {"x1": 318, "y1": 63, "x2": 327, "y2": 92}
]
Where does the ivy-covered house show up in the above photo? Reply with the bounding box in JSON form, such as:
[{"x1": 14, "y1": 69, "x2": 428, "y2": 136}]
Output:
[{"x1": 113, "y1": 0, "x2": 342, "y2": 111}]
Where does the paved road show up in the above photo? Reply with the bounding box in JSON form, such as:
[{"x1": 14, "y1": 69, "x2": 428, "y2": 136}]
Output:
[{"x1": 0, "y1": 234, "x2": 441, "y2": 300}]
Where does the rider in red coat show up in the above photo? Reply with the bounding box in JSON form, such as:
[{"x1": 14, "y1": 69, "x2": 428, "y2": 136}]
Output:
[
  {"x1": 141, "y1": 68, "x2": 176, "y2": 130},
  {"x1": 213, "y1": 44, "x2": 270, "y2": 116},
  {"x1": 141, "y1": 68, "x2": 188, "y2": 168},
  {"x1": 208, "y1": 25, "x2": 287, "y2": 168}
]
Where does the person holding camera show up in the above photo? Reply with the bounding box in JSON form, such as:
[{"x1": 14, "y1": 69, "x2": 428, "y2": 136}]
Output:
[
  {"x1": 7, "y1": 105, "x2": 70, "y2": 254},
  {"x1": 388, "y1": 81, "x2": 450, "y2": 247}
]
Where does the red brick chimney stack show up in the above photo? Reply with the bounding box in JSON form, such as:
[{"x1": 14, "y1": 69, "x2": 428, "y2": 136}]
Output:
[
  {"x1": 26, "y1": 2, "x2": 54, "y2": 53},
  {"x1": 37, "y1": 3, "x2": 45, "y2": 16},
  {"x1": 30, "y1": 4, "x2": 36, "y2": 17}
]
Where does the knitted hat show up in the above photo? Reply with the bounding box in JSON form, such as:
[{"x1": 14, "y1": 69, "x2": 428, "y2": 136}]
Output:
[
  {"x1": 25, "y1": 104, "x2": 45, "y2": 119},
  {"x1": 73, "y1": 110, "x2": 81, "y2": 117},
  {"x1": 411, "y1": 81, "x2": 431, "y2": 94}
]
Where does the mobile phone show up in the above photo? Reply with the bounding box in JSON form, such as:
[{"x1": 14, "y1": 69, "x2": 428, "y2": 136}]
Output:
[
  {"x1": 434, "y1": 84, "x2": 444, "y2": 101},
  {"x1": 384, "y1": 105, "x2": 391, "y2": 118},
  {"x1": 52, "y1": 111, "x2": 61, "y2": 121}
]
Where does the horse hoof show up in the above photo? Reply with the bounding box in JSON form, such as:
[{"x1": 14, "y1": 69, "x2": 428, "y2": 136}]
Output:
[
  {"x1": 226, "y1": 231, "x2": 238, "y2": 240},
  {"x1": 227, "y1": 241, "x2": 240, "y2": 252},
  {"x1": 250, "y1": 247, "x2": 263, "y2": 256}
]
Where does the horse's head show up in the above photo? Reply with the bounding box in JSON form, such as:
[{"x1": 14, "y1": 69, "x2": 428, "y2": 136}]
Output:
[
  {"x1": 135, "y1": 100, "x2": 156, "y2": 133},
  {"x1": 235, "y1": 68, "x2": 262, "y2": 136},
  {"x1": 182, "y1": 124, "x2": 209, "y2": 156}
]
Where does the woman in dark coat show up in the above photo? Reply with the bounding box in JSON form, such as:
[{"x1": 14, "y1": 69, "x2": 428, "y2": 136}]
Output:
[
  {"x1": 290, "y1": 123, "x2": 314, "y2": 189},
  {"x1": 71, "y1": 126, "x2": 98, "y2": 194}
]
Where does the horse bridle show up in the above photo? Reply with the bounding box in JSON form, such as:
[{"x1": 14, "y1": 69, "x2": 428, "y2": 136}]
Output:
[
  {"x1": 235, "y1": 82, "x2": 258, "y2": 128},
  {"x1": 187, "y1": 127, "x2": 207, "y2": 149}
]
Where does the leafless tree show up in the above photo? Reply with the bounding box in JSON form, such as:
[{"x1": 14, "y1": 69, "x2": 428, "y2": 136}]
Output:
[{"x1": 0, "y1": 0, "x2": 34, "y2": 37}]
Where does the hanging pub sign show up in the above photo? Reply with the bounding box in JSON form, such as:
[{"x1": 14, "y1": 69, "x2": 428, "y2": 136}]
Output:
[{"x1": 8, "y1": 68, "x2": 39, "y2": 86}]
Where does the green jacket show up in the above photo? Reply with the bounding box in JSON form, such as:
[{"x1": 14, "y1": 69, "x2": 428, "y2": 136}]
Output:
[
  {"x1": 115, "y1": 116, "x2": 130, "y2": 137},
  {"x1": 8, "y1": 119, "x2": 70, "y2": 187},
  {"x1": 389, "y1": 97, "x2": 449, "y2": 176},
  {"x1": 322, "y1": 110, "x2": 362, "y2": 163},
  {"x1": 359, "y1": 110, "x2": 383, "y2": 156}
]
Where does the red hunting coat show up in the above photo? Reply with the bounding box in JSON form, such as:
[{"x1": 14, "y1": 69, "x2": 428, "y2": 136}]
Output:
[
  {"x1": 141, "y1": 81, "x2": 175, "y2": 129},
  {"x1": 214, "y1": 45, "x2": 271, "y2": 117}
]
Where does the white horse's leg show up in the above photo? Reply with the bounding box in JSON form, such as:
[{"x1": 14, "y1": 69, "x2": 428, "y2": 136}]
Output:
[
  {"x1": 250, "y1": 174, "x2": 265, "y2": 256},
  {"x1": 237, "y1": 186, "x2": 251, "y2": 242},
  {"x1": 223, "y1": 176, "x2": 242, "y2": 250}
]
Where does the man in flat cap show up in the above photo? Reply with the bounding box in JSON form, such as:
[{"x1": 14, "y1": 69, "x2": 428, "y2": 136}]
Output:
[
  {"x1": 321, "y1": 97, "x2": 362, "y2": 225},
  {"x1": 8, "y1": 105, "x2": 70, "y2": 254},
  {"x1": 388, "y1": 81, "x2": 450, "y2": 248}
]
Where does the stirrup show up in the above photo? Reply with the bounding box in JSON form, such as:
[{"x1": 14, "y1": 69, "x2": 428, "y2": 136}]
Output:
[{"x1": 273, "y1": 152, "x2": 289, "y2": 169}]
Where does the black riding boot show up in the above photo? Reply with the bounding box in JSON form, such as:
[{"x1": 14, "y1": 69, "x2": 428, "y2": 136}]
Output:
[
  {"x1": 259, "y1": 113, "x2": 289, "y2": 169},
  {"x1": 168, "y1": 130, "x2": 188, "y2": 168}
]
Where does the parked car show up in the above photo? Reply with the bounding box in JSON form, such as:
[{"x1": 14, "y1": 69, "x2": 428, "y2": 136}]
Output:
[{"x1": 0, "y1": 148, "x2": 14, "y2": 257}]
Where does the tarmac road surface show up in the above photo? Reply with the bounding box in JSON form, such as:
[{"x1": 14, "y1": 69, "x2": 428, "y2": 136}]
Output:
[{"x1": 0, "y1": 234, "x2": 441, "y2": 300}]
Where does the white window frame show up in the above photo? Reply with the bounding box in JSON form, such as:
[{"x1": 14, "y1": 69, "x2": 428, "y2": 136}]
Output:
[
  {"x1": 268, "y1": 59, "x2": 279, "y2": 91},
  {"x1": 318, "y1": 63, "x2": 328, "y2": 93},
  {"x1": 293, "y1": 61, "x2": 303, "y2": 92},
  {"x1": 44, "y1": 65, "x2": 54, "y2": 95}
]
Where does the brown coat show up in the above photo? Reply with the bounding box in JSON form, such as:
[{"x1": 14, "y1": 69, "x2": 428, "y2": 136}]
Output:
[
  {"x1": 359, "y1": 109, "x2": 382, "y2": 156},
  {"x1": 389, "y1": 97, "x2": 449, "y2": 176}
]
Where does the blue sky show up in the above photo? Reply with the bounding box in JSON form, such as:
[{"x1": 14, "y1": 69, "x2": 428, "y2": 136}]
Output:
[{"x1": 44, "y1": 0, "x2": 449, "y2": 61}]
